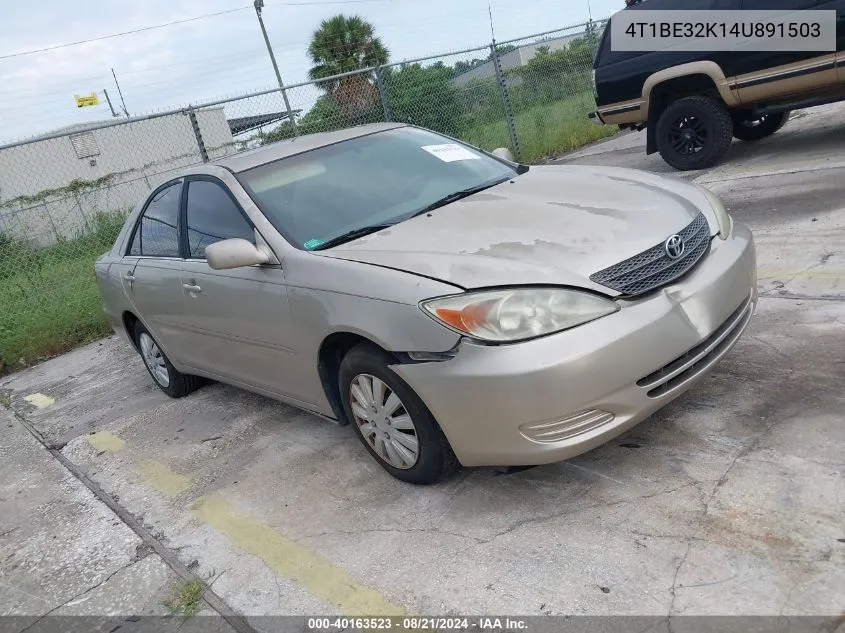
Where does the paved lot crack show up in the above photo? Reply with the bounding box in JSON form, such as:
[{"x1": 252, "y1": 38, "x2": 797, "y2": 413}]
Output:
[
  {"x1": 4, "y1": 404, "x2": 258, "y2": 633},
  {"x1": 19, "y1": 561, "x2": 135, "y2": 631},
  {"x1": 759, "y1": 292, "x2": 845, "y2": 302},
  {"x1": 668, "y1": 541, "x2": 692, "y2": 620}
]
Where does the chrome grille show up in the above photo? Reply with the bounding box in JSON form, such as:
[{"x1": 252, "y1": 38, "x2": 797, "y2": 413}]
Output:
[{"x1": 590, "y1": 213, "x2": 711, "y2": 296}]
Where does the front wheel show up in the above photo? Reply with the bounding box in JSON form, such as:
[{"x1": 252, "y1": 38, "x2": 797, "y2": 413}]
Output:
[
  {"x1": 732, "y1": 110, "x2": 789, "y2": 142},
  {"x1": 339, "y1": 344, "x2": 459, "y2": 485},
  {"x1": 655, "y1": 95, "x2": 733, "y2": 171}
]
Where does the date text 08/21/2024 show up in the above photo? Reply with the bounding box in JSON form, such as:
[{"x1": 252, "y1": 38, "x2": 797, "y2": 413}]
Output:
[{"x1": 306, "y1": 617, "x2": 528, "y2": 630}]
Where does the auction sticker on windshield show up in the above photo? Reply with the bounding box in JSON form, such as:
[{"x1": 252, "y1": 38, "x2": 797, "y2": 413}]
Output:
[{"x1": 421, "y1": 143, "x2": 481, "y2": 162}]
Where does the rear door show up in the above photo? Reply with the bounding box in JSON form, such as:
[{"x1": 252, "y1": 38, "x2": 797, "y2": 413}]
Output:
[
  {"x1": 177, "y1": 177, "x2": 302, "y2": 400},
  {"x1": 123, "y1": 180, "x2": 188, "y2": 361},
  {"x1": 736, "y1": 0, "x2": 840, "y2": 101},
  {"x1": 838, "y1": 0, "x2": 845, "y2": 80}
]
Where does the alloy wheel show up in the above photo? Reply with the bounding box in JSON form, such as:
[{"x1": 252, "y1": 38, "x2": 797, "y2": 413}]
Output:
[
  {"x1": 669, "y1": 115, "x2": 708, "y2": 156},
  {"x1": 738, "y1": 114, "x2": 770, "y2": 129}
]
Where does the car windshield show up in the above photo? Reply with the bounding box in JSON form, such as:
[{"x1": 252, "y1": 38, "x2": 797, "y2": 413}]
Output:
[{"x1": 237, "y1": 127, "x2": 519, "y2": 250}]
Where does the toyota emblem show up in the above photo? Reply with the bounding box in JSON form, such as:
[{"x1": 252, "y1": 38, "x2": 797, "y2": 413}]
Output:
[{"x1": 664, "y1": 234, "x2": 685, "y2": 259}]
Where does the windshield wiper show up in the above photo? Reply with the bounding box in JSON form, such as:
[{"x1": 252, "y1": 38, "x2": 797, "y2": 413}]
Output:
[
  {"x1": 410, "y1": 177, "x2": 511, "y2": 218},
  {"x1": 310, "y1": 224, "x2": 396, "y2": 251},
  {"x1": 311, "y1": 177, "x2": 512, "y2": 251}
]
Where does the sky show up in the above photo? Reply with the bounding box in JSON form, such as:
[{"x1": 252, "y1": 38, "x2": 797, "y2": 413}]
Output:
[{"x1": 0, "y1": 0, "x2": 622, "y2": 144}]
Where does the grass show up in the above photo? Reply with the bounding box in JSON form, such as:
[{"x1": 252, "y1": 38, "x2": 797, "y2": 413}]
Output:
[
  {"x1": 163, "y1": 577, "x2": 207, "y2": 618},
  {"x1": 0, "y1": 211, "x2": 124, "y2": 371},
  {"x1": 463, "y1": 93, "x2": 617, "y2": 163}
]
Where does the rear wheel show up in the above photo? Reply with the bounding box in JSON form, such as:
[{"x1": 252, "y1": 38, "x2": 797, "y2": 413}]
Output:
[
  {"x1": 339, "y1": 343, "x2": 459, "y2": 485},
  {"x1": 133, "y1": 321, "x2": 201, "y2": 398},
  {"x1": 731, "y1": 110, "x2": 789, "y2": 142},
  {"x1": 655, "y1": 95, "x2": 733, "y2": 171}
]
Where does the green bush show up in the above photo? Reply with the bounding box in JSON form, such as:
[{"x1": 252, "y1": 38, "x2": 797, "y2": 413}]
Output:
[
  {"x1": 382, "y1": 62, "x2": 464, "y2": 137},
  {"x1": 462, "y1": 93, "x2": 616, "y2": 163}
]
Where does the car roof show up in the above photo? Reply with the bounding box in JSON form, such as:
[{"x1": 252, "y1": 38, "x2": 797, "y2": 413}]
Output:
[{"x1": 212, "y1": 122, "x2": 408, "y2": 173}]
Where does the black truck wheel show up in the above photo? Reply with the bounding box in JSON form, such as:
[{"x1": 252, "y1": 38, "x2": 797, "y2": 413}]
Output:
[
  {"x1": 655, "y1": 96, "x2": 733, "y2": 171},
  {"x1": 732, "y1": 110, "x2": 790, "y2": 142}
]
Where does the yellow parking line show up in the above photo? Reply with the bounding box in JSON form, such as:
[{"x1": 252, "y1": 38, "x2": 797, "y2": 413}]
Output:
[
  {"x1": 87, "y1": 431, "x2": 125, "y2": 452},
  {"x1": 23, "y1": 393, "x2": 55, "y2": 408},
  {"x1": 192, "y1": 496, "x2": 404, "y2": 616},
  {"x1": 133, "y1": 460, "x2": 192, "y2": 495}
]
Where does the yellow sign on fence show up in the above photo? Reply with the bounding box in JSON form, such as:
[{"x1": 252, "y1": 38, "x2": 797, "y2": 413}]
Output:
[{"x1": 73, "y1": 93, "x2": 100, "y2": 108}]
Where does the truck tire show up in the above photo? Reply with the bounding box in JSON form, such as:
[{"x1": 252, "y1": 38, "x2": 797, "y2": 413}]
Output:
[
  {"x1": 732, "y1": 111, "x2": 790, "y2": 142},
  {"x1": 655, "y1": 95, "x2": 733, "y2": 171}
]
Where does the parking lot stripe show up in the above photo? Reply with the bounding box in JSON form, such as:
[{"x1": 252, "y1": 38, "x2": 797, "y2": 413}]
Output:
[
  {"x1": 87, "y1": 431, "x2": 125, "y2": 452},
  {"x1": 133, "y1": 460, "x2": 192, "y2": 495},
  {"x1": 23, "y1": 393, "x2": 55, "y2": 408},
  {"x1": 192, "y1": 496, "x2": 405, "y2": 616}
]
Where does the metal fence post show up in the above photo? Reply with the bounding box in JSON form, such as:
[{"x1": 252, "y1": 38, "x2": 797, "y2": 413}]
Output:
[
  {"x1": 374, "y1": 66, "x2": 392, "y2": 122},
  {"x1": 490, "y1": 43, "x2": 521, "y2": 162},
  {"x1": 186, "y1": 107, "x2": 209, "y2": 163}
]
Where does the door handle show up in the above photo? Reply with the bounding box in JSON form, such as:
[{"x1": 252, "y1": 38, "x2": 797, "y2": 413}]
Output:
[
  {"x1": 182, "y1": 283, "x2": 202, "y2": 293},
  {"x1": 123, "y1": 273, "x2": 136, "y2": 282}
]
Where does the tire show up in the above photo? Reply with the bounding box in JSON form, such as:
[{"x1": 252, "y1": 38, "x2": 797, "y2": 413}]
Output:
[
  {"x1": 338, "y1": 343, "x2": 459, "y2": 485},
  {"x1": 133, "y1": 321, "x2": 201, "y2": 398},
  {"x1": 732, "y1": 110, "x2": 789, "y2": 142},
  {"x1": 655, "y1": 95, "x2": 733, "y2": 171}
]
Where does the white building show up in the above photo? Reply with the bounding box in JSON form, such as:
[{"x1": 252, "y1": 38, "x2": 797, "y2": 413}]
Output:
[
  {"x1": 451, "y1": 34, "x2": 583, "y2": 87},
  {"x1": 0, "y1": 107, "x2": 235, "y2": 247}
]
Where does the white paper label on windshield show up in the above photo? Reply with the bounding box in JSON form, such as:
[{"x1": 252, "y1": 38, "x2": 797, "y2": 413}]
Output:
[{"x1": 421, "y1": 143, "x2": 481, "y2": 162}]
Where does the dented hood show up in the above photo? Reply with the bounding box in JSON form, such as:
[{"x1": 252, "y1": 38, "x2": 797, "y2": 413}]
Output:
[{"x1": 319, "y1": 165, "x2": 716, "y2": 294}]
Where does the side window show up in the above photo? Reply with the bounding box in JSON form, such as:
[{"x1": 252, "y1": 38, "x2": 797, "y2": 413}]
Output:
[
  {"x1": 129, "y1": 183, "x2": 182, "y2": 257},
  {"x1": 185, "y1": 180, "x2": 255, "y2": 259}
]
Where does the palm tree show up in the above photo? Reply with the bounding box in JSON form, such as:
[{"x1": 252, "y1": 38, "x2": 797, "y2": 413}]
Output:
[{"x1": 307, "y1": 15, "x2": 389, "y2": 115}]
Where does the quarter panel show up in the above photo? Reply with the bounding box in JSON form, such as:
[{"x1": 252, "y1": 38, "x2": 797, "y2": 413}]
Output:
[{"x1": 95, "y1": 257, "x2": 134, "y2": 344}]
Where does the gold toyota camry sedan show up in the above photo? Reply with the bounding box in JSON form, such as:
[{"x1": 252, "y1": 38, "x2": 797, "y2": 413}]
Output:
[{"x1": 95, "y1": 123, "x2": 756, "y2": 484}]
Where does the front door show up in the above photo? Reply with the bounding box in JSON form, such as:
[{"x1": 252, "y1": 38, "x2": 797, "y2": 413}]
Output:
[{"x1": 177, "y1": 177, "x2": 302, "y2": 402}]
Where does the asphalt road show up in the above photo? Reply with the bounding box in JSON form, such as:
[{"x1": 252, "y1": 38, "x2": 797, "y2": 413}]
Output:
[{"x1": 1, "y1": 103, "x2": 843, "y2": 625}]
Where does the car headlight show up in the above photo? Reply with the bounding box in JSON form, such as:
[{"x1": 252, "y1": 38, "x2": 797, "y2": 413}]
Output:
[
  {"x1": 420, "y1": 288, "x2": 619, "y2": 343},
  {"x1": 696, "y1": 185, "x2": 733, "y2": 240}
]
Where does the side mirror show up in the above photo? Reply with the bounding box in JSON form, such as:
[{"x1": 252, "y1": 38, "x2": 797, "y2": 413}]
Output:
[
  {"x1": 492, "y1": 147, "x2": 514, "y2": 162},
  {"x1": 206, "y1": 238, "x2": 270, "y2": 270}
]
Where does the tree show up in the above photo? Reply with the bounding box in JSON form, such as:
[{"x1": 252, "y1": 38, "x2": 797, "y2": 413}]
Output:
[
  {"x1": 508, "y1": 35, "x2": 595, "y2": 107},
  {"x1": 307, "y1": 15, "x2": 389, "y2": 116},
  {"x1": 383, "y1": 63, "x2": 463, "y2": 136}
]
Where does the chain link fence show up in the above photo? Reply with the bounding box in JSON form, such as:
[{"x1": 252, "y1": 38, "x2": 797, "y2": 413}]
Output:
[{"x1": 0, "y1": 18, "x2": 610, "y2": 370}]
